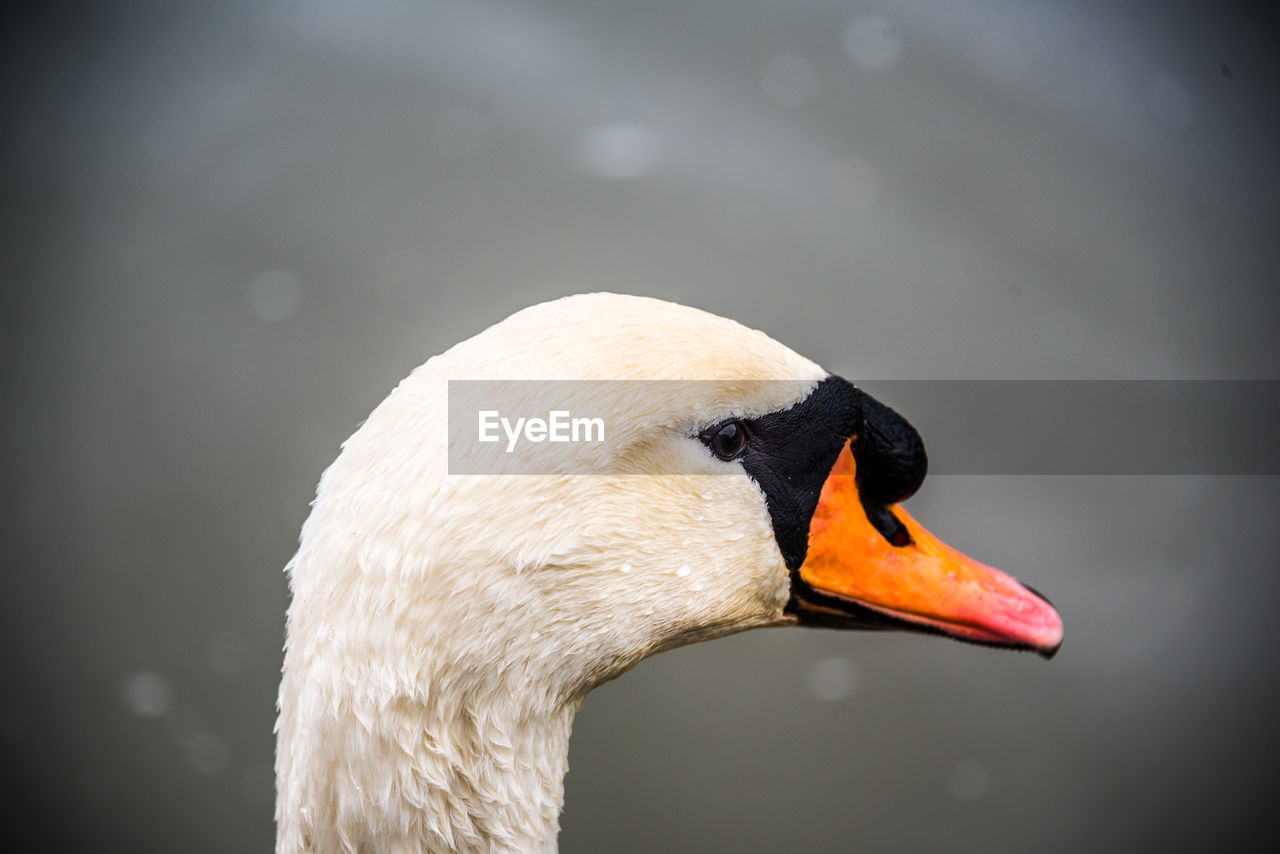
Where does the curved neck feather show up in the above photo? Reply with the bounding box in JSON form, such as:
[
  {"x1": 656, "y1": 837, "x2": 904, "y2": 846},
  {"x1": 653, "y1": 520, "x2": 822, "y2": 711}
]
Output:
[{"x1": 277, "y1": 681, "x2": 579, "y2": 853}]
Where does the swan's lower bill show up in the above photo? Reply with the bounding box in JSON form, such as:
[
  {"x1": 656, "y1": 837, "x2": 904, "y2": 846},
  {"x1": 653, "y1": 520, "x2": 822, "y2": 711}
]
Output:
[{"x1": 791, "y1": 442, "x2": 1065, "y2": 657}]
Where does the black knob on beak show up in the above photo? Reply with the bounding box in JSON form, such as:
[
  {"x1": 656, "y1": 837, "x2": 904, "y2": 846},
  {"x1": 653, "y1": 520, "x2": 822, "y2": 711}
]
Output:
[{"x1": 853, "y1": 393, "x2": 929, "y2": 506}]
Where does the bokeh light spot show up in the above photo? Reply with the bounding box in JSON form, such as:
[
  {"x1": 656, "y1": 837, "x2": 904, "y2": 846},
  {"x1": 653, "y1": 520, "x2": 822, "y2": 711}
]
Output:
[
  {"x1": 122, "y1": 671, "x2": 172, "y2": 718},
  {"x1": 948, "y1": 759, "x2": 992, "y2": 800},
  {"x1": 844, "y1": 14, "x2": 903, "y2": 72},
  {"x1": 576, "y1": 125, "x2": 660, "y2": 179},
  {"x1": 806, "y1": 656, "x2": 859, "y2": 702},
  {"x1": 249, "y1": 269, "x2": 303, "y2": 322},
  {"x1": 187, "y1": 733, "x2": 231, "y2": 775},
  {"x1": 206, "y1": 630, "x2": 250, "y2": 675}
]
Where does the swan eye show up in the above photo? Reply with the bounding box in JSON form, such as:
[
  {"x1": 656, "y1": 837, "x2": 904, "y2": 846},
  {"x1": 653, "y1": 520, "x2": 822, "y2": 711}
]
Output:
[{"x1": 705, "y1": 420, "x2": 747, "y2": 461}]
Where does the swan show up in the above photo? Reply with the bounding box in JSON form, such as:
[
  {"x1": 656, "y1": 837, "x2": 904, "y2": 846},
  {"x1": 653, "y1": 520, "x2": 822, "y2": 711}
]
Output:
[{"x1": 275, "y1": 293, "x2": 1063, "y2": 853}]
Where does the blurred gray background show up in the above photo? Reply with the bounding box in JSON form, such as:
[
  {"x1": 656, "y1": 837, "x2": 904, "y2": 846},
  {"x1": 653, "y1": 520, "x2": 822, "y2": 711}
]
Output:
[{"x1": 4, "y1": 1, "x2": 1278, "y2": 851}]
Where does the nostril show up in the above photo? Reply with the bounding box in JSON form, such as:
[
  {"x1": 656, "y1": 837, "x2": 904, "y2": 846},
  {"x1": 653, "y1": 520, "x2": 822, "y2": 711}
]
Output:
[{"x1": 862, "y1": 501, "x2": 913, "y2": 548}]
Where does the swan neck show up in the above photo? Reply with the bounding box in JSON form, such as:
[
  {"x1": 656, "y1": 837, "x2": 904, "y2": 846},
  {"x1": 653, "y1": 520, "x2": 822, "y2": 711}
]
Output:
[{"x1": 276, "y1": 686, "x2": 579, "y2": 853}]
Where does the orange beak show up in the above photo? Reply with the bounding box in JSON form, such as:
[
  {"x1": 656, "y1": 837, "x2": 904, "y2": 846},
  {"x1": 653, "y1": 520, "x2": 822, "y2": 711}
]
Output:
[{"x1": 795, "y1": 441, "x2": 1064, "y2": 656}]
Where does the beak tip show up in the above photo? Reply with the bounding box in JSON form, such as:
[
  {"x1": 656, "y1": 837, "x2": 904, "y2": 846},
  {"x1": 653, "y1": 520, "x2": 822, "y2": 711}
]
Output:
[
  {"x1": 1036, "y1": 633, "x2": 1064, "y2": 660},
  {"x1": 1025, "y1": 585, "x2": 1064, "y2": 660}
]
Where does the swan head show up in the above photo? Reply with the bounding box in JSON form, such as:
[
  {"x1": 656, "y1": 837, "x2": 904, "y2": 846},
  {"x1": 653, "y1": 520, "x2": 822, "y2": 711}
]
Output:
[
  {"x1": 277, "y1": 293, "x2": 1063, "y2": 851},
  {"x1": 285, "y1": 293, "x2": 1062, "y2": 714}
]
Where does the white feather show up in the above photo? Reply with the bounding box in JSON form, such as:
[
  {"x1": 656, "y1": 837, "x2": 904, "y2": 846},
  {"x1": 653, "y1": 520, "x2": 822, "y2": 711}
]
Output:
[{"x1": 276, "y1": 294, "x2": 827, "y2": 852}]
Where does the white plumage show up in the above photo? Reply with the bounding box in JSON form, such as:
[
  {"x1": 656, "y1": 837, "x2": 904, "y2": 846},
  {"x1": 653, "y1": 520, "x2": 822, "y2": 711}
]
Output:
[
  {"x1": 276, "y1": 294, "x2": 827, "y2": 852},
  {"x1": 274, "y1": 292, "x2": 1062, "y2": 853}
]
